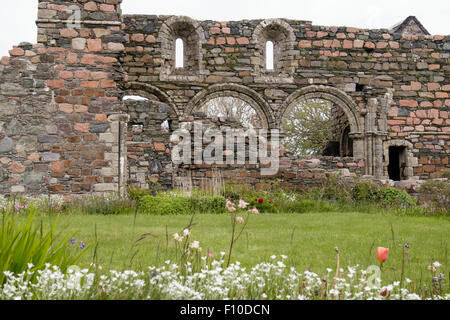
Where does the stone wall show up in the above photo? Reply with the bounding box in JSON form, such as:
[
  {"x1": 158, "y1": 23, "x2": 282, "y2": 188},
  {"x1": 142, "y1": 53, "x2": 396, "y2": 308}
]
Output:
[
  {"x1": 122, "y1": 15, "x2": 449, "y2": 181},
  {"x1": 0, "y1": 1, "x2": 448, "y2": 196},
  {"x1": 172, "y1": 114, "x2": 365, "y2": 191},
  {"x1": 0, "y1": 0, "x2": 127, "y2": 196}
]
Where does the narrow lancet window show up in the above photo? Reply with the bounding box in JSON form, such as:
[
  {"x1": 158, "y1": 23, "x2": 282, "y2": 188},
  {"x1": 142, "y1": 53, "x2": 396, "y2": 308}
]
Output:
[
  {"x1": 266, "y1": 41, "x2": 274, "y2": 71},
  {"x1": 175, "y1": 38, "x2": 184, "y2": 68}
]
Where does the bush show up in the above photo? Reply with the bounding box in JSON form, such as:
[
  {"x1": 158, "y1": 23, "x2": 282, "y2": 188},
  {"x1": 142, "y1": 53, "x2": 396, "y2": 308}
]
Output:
[
  {"x1": 379, "y1": 187, "x2": 415, "y2": 206},
  {"x1": 417, "y1": 180, "x2": 450, "y2": 215},
  {"x1": 351, "y1": 180, "x2": 381, "y2": 202},
  {"x1": 439, "y1": 169, "x2": 450, "y2": 179},
  {"x1": 190, "y1": 196, "x2": 226, "y2": 214},
  {"x1": 138, "y1": 194, "x2": 226, "y2": 215}
]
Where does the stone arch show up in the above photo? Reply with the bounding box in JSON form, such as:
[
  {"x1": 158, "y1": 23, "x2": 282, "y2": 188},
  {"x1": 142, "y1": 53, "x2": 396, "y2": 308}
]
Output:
[
  {"x1": 158, "y1": 16, "x2": 206, "y2": 79},
  {"x1": 185, "y1": 83, "x2": 274, "y2": 128},
  {"x1": 253, "y1": 19, "x2": 296, "y2": 82},
  {"x1": 383, "y1": 139, "x2": 417, "y2": 180},
  {"x1": 123, "y1": 82, "x2": 179, "y2": 115},
  {"x1": 280, "y1": 85, "x2": 365, "y2": 158},
  {"x1": 281, "y1": 86, "x2": 363, "y2": 133}
]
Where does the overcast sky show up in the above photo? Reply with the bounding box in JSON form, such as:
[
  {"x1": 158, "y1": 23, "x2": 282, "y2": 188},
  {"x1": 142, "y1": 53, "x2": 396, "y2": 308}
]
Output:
[{"x1": 0, "y1": 0, "x2": 449, "y2": 57}]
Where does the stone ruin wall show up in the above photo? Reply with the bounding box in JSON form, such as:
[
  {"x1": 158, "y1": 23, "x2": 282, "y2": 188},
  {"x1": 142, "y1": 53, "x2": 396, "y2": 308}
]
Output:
[{"x1": 0, "y1": 0, "x2": 448, "y2": 196}]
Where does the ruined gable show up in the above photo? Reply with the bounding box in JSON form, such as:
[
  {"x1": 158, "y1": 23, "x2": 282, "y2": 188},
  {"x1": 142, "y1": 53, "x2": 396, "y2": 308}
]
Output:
[{"x1": 391, "y1": 16, "x2": 430, "y2": 36}]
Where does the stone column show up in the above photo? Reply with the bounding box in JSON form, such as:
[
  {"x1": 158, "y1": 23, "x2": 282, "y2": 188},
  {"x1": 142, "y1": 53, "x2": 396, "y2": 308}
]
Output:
[{"x1": 94, "y1": 114, "x2": 129, "y2": 196}]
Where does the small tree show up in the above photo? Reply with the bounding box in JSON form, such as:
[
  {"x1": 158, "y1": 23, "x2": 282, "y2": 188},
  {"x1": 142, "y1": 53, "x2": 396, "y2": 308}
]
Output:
[{"x1": 283, "y1": 99, "x2": 333, "y2": 156}]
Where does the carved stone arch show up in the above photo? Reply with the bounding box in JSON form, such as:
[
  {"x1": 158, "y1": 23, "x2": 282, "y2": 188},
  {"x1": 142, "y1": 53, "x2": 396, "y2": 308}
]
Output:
[
  {"x1": 158, "y1": 16, "x2": 206, "y2": 81},
  {"x1": 185, "y1": 83, "x2": 274, "y2": 129},
  {"x1": 253, "y1": 19, "x2": 296, "y2": 82},
  {"x1": 383, "y1": 139, "x2": 417, "y2": 180},
  {"x1": 280, "y1": 85, "x2": 365, "y2": 158},
  {"x1": 124, "y1": 82, "x2": 179, "y2": 115},
  {"x1": 281, "y1": 85, "x2": 363, "y2": 133}
]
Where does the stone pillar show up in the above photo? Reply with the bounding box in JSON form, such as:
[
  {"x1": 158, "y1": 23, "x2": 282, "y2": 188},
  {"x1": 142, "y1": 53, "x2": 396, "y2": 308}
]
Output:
[
  {"x1": 364, "y1": 98, "x2": 379, "y2": 177},
  {"x1": 100, "y1": 114, "x2": 129, "y2": 196}
]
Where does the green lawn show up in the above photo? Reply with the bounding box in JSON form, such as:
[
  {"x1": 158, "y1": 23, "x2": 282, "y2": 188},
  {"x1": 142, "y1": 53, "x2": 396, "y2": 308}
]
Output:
[{"x1": 45, "y1": 211, "x2": 449, "y2": 286}]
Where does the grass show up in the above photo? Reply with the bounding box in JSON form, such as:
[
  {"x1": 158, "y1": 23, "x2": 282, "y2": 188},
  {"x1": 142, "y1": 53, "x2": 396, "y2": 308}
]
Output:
[{"x1": 39, "y1": 211, "x2": 450, "y2": 287}]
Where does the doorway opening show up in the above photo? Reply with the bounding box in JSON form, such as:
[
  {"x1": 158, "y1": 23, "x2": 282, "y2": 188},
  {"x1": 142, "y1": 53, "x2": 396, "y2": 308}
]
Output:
[{"x1": 388, "y1": 146, "x2": 407, "y2": 181}]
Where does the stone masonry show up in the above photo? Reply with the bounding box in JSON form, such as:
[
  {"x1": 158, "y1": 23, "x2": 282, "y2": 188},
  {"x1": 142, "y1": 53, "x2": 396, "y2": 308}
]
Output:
[{"x1": 0, "y1": 1, "x2": 448, "y2": 196}]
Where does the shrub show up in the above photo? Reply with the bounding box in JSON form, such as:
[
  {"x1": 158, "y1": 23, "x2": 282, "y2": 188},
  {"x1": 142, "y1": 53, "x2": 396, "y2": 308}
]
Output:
[
  {"x1": 248, "y1": 197, "x2": 279, "y2": 213},
  {"x1": 128, "y1": 185, "x2": 153, "y2": 201},
  {"x1": 138, "y1": 194, "x2": 226, "y2": 215},
  {"x1": 417, "y1": 180, "x2": 450, "y2": 215},
  {"x1": 351, "y1": 180, "x2": 381, "y2": 202},
  {"x1": 190, "y1": 196, "x2": 226, "y2": 214},
  {"x1": 139, "y1": 195, "x2": 192, "y2": 215},
  {"x1": 320, "y1": 174, "x2": 353, "y2": 203},
  {"x1": 439, "y1": 169, "x2": 450, "y2": 179},
  {"x1": 379, "y1": 187, "x2": 415, "y2": 206}
]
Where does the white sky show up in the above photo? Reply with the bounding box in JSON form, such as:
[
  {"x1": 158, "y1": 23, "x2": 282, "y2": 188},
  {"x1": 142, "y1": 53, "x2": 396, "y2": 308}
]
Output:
[{"x1": 0, "y1": 0, "x2": 449, "y2": 57}]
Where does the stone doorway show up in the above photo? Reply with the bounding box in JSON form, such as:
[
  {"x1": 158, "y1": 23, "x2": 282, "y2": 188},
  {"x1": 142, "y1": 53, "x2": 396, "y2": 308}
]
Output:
[{"x1": 388, "y1": 146, "x2": 407, "y2": 181}]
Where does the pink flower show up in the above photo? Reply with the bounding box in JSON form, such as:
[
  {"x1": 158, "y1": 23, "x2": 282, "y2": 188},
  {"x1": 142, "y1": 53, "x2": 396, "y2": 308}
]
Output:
[
  {"x1": 248, "y1": 207, "x2": 260, "y2": 215},
  {"x1": 226, "y1": 199, "x2": 236, "y2": 212},
  {"x1": 236, "y1": 216, "x2": 245, "y2": 224},
  {"x1": 238, "y1": 199, "x2": 249, "y2": 209}
]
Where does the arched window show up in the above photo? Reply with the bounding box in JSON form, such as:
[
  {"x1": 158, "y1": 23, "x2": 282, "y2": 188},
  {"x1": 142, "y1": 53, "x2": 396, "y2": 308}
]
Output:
[
  {"x1": 265, "y1": 41, "x2": 274, "y2": 71},
  {"x1": 175, "y1": 38, "x2": 184, "y2": 68}
]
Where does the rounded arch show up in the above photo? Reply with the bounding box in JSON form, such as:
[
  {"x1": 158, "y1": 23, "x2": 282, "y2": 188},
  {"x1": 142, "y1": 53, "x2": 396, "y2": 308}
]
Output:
[
  {"x1": 185, "y1": 83, "x2": 274, "y2": 128},
  {"x1": 123, "y1": 82, "x2": 179, "y2": 115},
  {"x1": 253, "y1": 19, "x2": 296, "y2": 44},
  {"x1": 253, "y1": 19, "x2": 296, "y2": 76},
  {"x1": 280, "y1": 85, "x2": 364, "y2": 135},
  {"x1": 158, "y1": 16, "x2": 205, "y2": 76}
]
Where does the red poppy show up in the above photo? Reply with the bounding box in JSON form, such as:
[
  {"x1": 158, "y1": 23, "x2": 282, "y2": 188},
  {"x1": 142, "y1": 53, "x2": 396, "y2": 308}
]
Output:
[
  {"x1": 269, "y1": 200, "x2": 272, "y2": 204},
  {"x1": 275, "y1": 203, "x2": 279, "y2": 207},
  {"x1": 258, "y1": 198, "x2": 264, "y2": 204}
]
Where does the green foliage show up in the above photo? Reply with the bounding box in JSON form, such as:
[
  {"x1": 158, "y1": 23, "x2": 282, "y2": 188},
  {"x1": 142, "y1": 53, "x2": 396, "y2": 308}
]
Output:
[
  {"x1": 417, "y1": 179, "x2": 450, "y2": 215},
  {"x1": 128, "y1": 185, "x2": 152, "y2": 201},
  {"x1": 138, "y1": 194, "x2": 226, "y2": 215},
  {"x1": 283, "y1": 99, "x2": 334, "y2": 156},
  {"x1": 351, "y1": 181, "x2": 415, "y2": 206},
  {"x1": 379, "y1": 187, "x2": 414, "y2": 206},
  {"x1": 289, "y1": 199, "x2": 333, "y2": 214},
  {"x1": 439, "y1": 169, "x2": 450, "y2": 179},
  {"x1": 248, "y1": 198, "x2": 279, "y2": 213},
  {"x1": 351, "y1": 180, "x2": 381, "y2": 202},
  {"x1": 190, "y1": 196, "x2": 226, "y2": 214},
  {"x1": 63, "y1": 194, "x2": 136, "y2": 215},
  {"x1": 0, "y1": 206, "x2": 87, "y2": 285}
]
